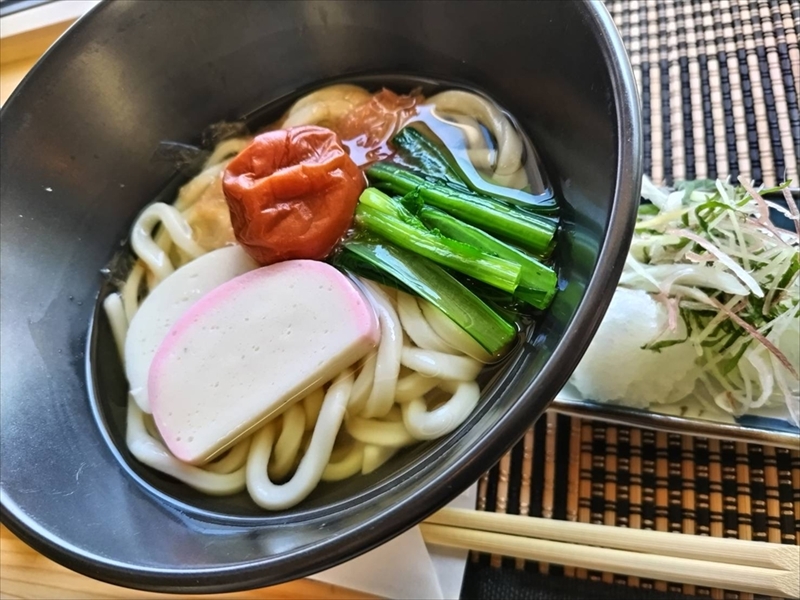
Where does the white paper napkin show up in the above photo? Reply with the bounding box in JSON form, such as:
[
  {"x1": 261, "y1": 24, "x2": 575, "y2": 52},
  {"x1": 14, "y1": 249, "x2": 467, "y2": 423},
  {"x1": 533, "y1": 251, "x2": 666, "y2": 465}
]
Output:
[{"x1": 310, "y1": 484, "x2": 477, "y2": 599}]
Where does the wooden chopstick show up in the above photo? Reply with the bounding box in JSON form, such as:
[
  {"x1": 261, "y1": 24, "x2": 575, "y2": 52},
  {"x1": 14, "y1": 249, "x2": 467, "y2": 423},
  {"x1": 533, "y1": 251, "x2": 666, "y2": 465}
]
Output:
[
  {"x1": 420, "y1": 509, "x2": 800, "y2": 599},
  {"x1": 420, "y1": 523, "x2": 800, "y2": 598},
  {"x1": 425, "y1": 507, "x2": 799, "y2": 571},
  {"x1": 419, "y1": 523, "x2": 798, "y2": 598}
]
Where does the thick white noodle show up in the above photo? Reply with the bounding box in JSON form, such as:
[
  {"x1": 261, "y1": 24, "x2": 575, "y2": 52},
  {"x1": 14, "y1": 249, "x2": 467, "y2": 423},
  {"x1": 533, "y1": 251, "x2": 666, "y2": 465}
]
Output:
[
  {"x1": 131, "y1": 203, "x2": 205, "y2": 283},
  {"x1": 359, "y1": 281, "x2": 403, "y2": 419},
  {"x1": 206, "y1": 437, "x2": 251, "y2": 474},
  {"x1": 126, "y1": 401, "x2": 247, "y2": 495},
  {"x1": 103, "y1": 293, "x2": 127, "y2": 360},
  {"x1": 348, "y1": 353, "x2": 377, "y2": 413},
  {"x1": 281, "y1": 84, "x2": 371, "y2": 128},
  {"x1": 172, "y1": 137, "x2": 251, "y2": 213},
  {"x1": 246, "y1": 370, "x2": 354, "y2": 510},
  {"x1": 203, "y1": 138, "x2": 251, "y2": 170},
  {"x1": 402, "y1": 380, "x2": 480, "y2": 440},
  {"x1": 302, "y1": 387, "x2": 325, "y2": 431},
  {"x1": 383, "y1": 405, "x2": 403, "y2": 422},
  {"x1": 443, "y1": 114, "x2": 495, "y2": 171},
  {"x1": 362, "y1": 444, "x2": 398, "y2": 474},
  {"x1": 396, "y1": 292, "x2": 453, "y2": 352},
  {"x1": 426, "y1": 90, "x2": 527, "y2": 189},
  {"x1": 173, "y1": 162, "x2": 226, "y2": 212},
  {"x1": 269, "y1": 403, "x2": 306, "y2": 480},
  {"x1": 345, "y1": 413, "x2": 417, "y2": 447},
  {"x1": 401, "y1": 347, "x2": 483, "y2": 381},
  {"x1": 321, "y1": 441, "x2": 365, "y2": 482},
  {"x1": 419, "y1": 301, "x2": 492, "y2": 362},
  {"x1": 395, "y1": 372, "x2": 442, "y2": 403},
  {"x1": 283, "y1": 101, "x2": 362, "y2": 128},
  {"x1": 142, "y1": 412, "x2": 163, "y2": 441},
  {"x1": 121, "y1": 263, "x2": 145, "y2": 322}
]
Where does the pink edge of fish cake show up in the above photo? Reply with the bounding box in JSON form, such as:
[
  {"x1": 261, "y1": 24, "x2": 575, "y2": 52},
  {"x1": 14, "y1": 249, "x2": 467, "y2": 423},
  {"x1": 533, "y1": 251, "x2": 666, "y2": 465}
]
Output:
[{"x1": 148, "y1": 260, "x2": 379, "y2": 464}]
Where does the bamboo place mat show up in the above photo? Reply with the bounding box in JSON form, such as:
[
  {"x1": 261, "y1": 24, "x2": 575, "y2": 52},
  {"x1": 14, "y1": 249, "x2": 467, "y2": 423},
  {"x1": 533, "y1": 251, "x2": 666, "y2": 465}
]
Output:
[
  {"x1": 608, "y1": 0, "x2": 799, "y2": 188},
  {"x1": 461, "y1": 1, "x2": 800, "y2": 599}
]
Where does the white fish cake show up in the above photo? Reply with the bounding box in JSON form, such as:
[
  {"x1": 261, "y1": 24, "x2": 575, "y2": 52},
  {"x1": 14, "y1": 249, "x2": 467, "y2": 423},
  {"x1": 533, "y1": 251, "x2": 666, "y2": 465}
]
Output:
[
  {"x1": 124, "y1": 245, "x2": 258, "y2": 413},
  {"x1": 148, "y1": 260, "x2": 379, "y2": 464}
]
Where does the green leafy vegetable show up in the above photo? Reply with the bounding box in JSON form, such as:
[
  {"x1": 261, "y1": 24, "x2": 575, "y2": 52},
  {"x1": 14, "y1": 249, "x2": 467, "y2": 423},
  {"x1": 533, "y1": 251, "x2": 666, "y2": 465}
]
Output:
[
  {"x1": 389, "y1": 127, "x2": 463, "y2": 186},
  {"x1": 396, "y1": 123, "x2": 558, "y2": 214},
  {"x1": 337, "y1": 241, "x2": 516, "y2": 354},
  {"x1": 367, "y1": 162, "x2": 557, "y2": 258},
  {"x1": 355, "y1": 202, "x2": 522, "y2": 294},
  {"x1": 418, "y1": 205, "x2": 557, "y2": 309}
]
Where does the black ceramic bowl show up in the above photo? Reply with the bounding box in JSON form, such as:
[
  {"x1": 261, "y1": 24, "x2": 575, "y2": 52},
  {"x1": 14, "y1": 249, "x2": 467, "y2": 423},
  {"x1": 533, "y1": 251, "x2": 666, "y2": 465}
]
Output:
[{"x1": 0, "y1": 0, "x2": 641, "y2": 593}]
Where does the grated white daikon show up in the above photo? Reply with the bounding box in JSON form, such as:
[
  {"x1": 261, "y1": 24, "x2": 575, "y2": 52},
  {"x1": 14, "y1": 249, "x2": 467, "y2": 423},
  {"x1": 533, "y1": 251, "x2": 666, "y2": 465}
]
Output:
[{"x1": 571, "y1": 288, "x2": 701, "y2": 408}]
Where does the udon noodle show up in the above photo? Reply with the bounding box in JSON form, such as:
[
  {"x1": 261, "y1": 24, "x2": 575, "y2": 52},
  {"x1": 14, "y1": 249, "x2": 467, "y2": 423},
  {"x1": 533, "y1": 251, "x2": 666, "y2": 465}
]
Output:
[{"x1": 103, "y1": 83, "x2": 533, "y2": 510}]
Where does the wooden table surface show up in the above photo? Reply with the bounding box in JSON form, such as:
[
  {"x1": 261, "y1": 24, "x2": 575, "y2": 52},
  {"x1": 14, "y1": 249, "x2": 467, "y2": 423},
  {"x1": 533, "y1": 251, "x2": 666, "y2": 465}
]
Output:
[
  {"x1": 0, "y1": 21, "x2": 370, "y2": 600},
  {"x1": 1, "y1": 526, "x2": 371, "y2": 600}
]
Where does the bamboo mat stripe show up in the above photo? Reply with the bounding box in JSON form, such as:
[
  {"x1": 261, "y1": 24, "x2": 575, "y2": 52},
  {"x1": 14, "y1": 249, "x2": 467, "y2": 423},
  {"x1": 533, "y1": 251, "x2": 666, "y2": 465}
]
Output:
[
  {"x1": 604, "y1": 0, "x2": 800, "y2": 187},
  {"x1": 462, "y1": 4, "x2": 800, "y2": 597},
  {"x1": 467, "y1": 414, "x2": 800, "y2": 599}
]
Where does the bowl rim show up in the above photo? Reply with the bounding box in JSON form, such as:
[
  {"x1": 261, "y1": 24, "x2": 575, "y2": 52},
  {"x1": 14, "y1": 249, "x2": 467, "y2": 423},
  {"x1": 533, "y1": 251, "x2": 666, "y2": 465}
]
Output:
[{"x1": 0, "y1": 0, "x2": 642, "y2": 592}]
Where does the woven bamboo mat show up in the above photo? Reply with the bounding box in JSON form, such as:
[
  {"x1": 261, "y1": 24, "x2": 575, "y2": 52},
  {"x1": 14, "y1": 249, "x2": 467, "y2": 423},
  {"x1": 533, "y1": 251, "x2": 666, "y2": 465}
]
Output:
[
  {"x1": 462, "y1": 1, "x2": 800, "y2": 598},
  {"x1": 607, "y1": 0, "x2": 799, "y2": 187}
]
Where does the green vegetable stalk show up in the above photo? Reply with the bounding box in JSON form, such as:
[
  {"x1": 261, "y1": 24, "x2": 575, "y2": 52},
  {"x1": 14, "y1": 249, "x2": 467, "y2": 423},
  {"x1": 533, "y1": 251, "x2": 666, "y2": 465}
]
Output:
[
  {"x1": 337, "y1": 240, "x2": 517, "y2": 354},
  {"x1": 418, "y1": 206, "x2": 557, "y2": 309},
  {"x1": 393, "y1": 124, "x2": 558, "y2": 214},
  {"x1": 389, "y1": 127, "x2": 463, "y2": 186},
  {"x1": 366, "y1": 162, "x2": 557, "y2": 258},
  {"x1": 355, "y1": 203, "x2": 522, "y2": 294}
]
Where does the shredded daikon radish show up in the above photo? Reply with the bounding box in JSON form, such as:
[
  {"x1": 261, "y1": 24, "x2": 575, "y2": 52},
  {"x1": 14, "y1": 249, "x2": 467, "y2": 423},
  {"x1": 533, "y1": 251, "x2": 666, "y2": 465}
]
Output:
[{"x1": 571, "y1": 177, "x2": 799, "y2": 426}]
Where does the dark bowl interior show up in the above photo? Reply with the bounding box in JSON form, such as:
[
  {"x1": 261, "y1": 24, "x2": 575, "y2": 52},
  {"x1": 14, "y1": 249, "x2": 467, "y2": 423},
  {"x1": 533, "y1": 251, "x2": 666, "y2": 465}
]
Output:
[{"x1": 0, "y1": 0, "x2": 641, "y2": 593}]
